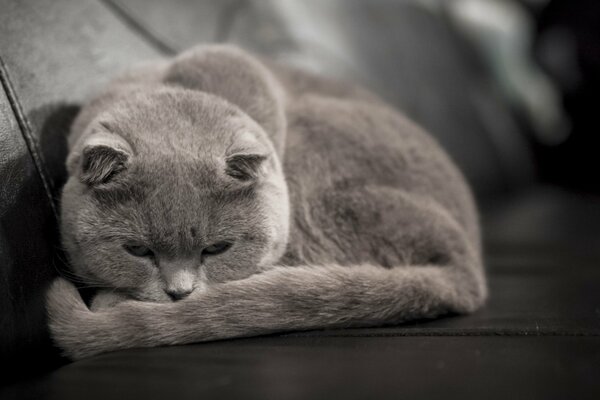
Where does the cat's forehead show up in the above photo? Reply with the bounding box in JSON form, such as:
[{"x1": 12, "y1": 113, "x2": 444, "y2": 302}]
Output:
[
  {"x1": 133, "y1": 176, "x2": 260, "y2": 253},
  {"x1": 141, "y1": 161, "x2": 223, "y2": 198},
  {"x1": 99, "y1": 91, "x2": 263, "y2": 163},
  {"x1": 132, "y1": 154, "x2": 257, "y2": 213}
]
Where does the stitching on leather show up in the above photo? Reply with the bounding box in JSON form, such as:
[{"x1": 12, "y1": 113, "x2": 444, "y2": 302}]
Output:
[
  {"x1": 0, "y1": 56, "x2": 58, "y2": 219},
  {"x1": 99, "y1": 0, "x2": 177, "y2": 55}
]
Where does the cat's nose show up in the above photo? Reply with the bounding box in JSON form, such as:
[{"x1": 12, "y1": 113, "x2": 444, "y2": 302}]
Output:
[{"x1": 165, "y1": 288, "x2": 192, "y2": 301}]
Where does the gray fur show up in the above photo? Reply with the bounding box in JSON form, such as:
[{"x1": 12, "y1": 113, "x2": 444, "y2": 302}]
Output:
[{"x1": 47, "y1": 45, "x2": 486, "y2": 359}]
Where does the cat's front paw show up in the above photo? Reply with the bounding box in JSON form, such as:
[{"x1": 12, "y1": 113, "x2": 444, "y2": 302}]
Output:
[
  {"x1": 46, "y1": 278, "x2": 114, "y2": 359},
  {"x1": 90, "y1": 289, "x2": 131, "y2": 311}
]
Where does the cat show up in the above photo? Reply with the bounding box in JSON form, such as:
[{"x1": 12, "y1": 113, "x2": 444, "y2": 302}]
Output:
[{"x1": 47, "y1": 45, "x2": 487, "y2": 359}]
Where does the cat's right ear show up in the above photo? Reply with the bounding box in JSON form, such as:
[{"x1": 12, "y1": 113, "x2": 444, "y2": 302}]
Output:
[{"x1": 68, "y1": 130, "x2": 133, "y2": 187}]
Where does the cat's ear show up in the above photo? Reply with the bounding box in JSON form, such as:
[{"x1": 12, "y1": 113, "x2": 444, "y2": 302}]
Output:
[
  {"x1": 164, "y1": 45, "x2": 286, "y2": 156},
  {"x1": 225, "y1": 153, "x2": 268, "y2": 182},
  {"x1": 69, "y1": 130, "x2": 133, "y2": 187}
]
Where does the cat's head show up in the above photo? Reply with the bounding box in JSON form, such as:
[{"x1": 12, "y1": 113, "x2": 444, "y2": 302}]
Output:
[{"x1": 61, "y1": 87, "x2": 289, "y2": 302}]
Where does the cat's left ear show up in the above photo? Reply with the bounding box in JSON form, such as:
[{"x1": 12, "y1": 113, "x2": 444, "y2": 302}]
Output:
[{"x1": 68, "y1": 129, "x2": 133, "y2": 187}]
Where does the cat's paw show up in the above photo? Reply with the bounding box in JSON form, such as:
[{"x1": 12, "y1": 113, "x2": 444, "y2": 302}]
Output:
[{"x1": 90, "y1": 289, "x2": 130, "y2": 311}]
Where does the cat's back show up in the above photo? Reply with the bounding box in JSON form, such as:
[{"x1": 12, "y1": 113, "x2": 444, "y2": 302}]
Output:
[
  {"x1": 276, "y1": 67, "x2": 479, "y2": 264},
  {"x1": 66, "y1": 45, "x2": 479, "y2": 269}
]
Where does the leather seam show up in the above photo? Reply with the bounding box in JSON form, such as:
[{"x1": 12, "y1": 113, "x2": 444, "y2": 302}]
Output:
[
  {"x1": 0, "y1": 56, "x2": 58, "y2": 219},
  {"x1": 99, "y1": 0, "x2": 177, "y2": 56}
]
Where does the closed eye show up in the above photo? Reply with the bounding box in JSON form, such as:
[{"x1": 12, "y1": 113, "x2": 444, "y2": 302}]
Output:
[
  {"x1": 124, "y1": 244, "x2": 154, "y2": 258},
  {"x1": 202, "y1": 241, "x2": 233, "y2": 257}
]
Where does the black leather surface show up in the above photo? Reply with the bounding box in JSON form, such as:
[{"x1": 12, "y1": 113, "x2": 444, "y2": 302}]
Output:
[
  {"x1": 0, "y1": 64, "x2": 63, "y2": 378},
  {"x1": 4, "y1": 336, "x2": 599, "y2": 400},
  {"x1": 1, "y1": 0, "x2": 599, "y2": 398},
  {"x1": 0, "y1": 0, "x2": 164, "y2": 197}
]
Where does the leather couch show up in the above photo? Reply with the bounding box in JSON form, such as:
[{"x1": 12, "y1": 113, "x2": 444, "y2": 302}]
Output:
[{"x1": 1, "y1": 0, "x2": 598, "y2": 398}]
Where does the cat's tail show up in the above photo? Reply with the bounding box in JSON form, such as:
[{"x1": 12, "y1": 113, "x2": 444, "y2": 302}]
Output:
[{"x1": 154, "y1": 261, "x2": 487, "y2": 344}]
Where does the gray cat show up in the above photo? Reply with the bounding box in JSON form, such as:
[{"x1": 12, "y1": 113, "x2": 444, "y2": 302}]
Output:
[{"x1": 47, "y1": 45, "x2": 487, "y2": 359}]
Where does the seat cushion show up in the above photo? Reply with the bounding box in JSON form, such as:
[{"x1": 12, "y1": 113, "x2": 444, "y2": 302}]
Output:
[{"x1": 4, "y1": 336, "x2": 600, "y2": 400}]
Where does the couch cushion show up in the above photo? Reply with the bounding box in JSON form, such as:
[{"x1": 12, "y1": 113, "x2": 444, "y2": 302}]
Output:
[{"x1": 4, "y1": 337, "x2": 599, "y2": 400}]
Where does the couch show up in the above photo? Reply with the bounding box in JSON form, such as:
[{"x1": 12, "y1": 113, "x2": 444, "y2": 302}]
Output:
[{"x1": 1, "y1": 1, "x2": 598, "y2": 398}]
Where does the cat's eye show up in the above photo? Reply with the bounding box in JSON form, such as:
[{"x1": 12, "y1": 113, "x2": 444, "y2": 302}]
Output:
[
  {"x1": 202, "y1": 241, "x2": 232, "y2": 256},
  {"x1": 124, "y1": 244, "x2": 154, "y2": 258}
]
